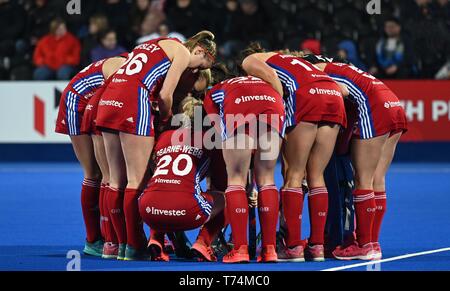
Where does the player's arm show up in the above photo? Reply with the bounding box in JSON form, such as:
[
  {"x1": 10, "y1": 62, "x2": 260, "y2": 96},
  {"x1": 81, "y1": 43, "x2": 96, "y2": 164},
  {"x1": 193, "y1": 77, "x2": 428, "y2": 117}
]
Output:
[
  {"x1": 159, "y1": 42, "x2": 191, "y2": 122},
  {"x1": 338, "y1": 82, "x2": 350, "y2": 97},
  {"x1": 102, "y1": 56, "x2": 127, "y2": 79},
  {"x1": 242, "y1": 54, "x2": 284, "y2": 97}
]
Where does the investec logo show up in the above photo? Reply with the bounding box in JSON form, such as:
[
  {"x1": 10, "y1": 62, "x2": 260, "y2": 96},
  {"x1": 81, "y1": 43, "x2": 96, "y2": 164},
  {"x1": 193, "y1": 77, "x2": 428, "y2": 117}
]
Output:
[
  {"x1": 235, "y1": 95, "x2": 277, "y2": 105},
  {"x1": 146, "y1": 207, "x2": 186, "y2": 217},
  {"x1": 309, "y1": 88, "x2": 341, "y2": 97},
  {"x1": 99, "y1": 99, "x2": 124, "y2": 108}
]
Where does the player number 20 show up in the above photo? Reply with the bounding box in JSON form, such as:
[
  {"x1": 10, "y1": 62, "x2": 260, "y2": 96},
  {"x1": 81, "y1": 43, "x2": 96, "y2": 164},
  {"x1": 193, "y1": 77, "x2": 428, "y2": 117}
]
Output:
[{"x1": 154, "y1": 154, "x2": 193, "y2": 177}]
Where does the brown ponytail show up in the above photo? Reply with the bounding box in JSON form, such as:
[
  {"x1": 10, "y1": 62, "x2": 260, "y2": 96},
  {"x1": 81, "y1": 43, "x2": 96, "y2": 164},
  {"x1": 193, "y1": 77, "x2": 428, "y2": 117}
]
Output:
[
  {"x1": 240, "y1": 42, "x2": 266, "y2": 59},
  {"x1": 184, "y1": 30, "x2": 217, "y2": 60}
]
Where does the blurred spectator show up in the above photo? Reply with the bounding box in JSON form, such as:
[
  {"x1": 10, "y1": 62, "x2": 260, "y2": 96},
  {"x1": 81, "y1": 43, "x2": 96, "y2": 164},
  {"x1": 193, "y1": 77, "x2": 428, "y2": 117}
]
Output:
[
  {"x1": 301, "y1": 39, "x2": 321, "y2": 55},
  {"x1": 337, "y1": 40, "x2": 367, "y2": 71},
  {"x1": 165, "y1": 0, "x2": 202, "y2": 38},
  {"x1": 33, "y1": 18, "x2": 81, "y2": 80},
  {"x1": 221, "y1": 0, "x2": 269, "y2": 58},
  {"x1": 374, "y1": 18, "x2": 415, "y2": 79},
  {"x1": 0, "y1": 0, "x2": 28, "y2": 80},
  {"x1": 134, "y1": 1, "x2": 166, "y2": 46},
  {"x1": 433, "y1": 0, "x2": 450, "y2": 30},
  {"x1": 80, "y1": 14, "x2": 109, "y2": 67},
  {"x1": 91, "y1": 29, "x2": 126, "y2": 62},
  {"x1": 98, "y1": 0, "x2": 131, "y2": 47},
  {"x1": 136, "y1": 22, "x2": 185, "y2": 45},
  {"x1": 26, "y1": 0, "x2": 58, "y2": 46},
  {"x1": 129, "y1": 0, "x2": 151, "y2": 36}
]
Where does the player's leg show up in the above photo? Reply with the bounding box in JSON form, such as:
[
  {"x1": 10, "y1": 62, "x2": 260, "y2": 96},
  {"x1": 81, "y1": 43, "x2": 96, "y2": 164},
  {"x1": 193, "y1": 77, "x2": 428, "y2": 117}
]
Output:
[
  {"x1": 222, "y1": 133, "x2": 253, "y2": 263},
  {"x1": 70, "y1": 135, "x2": 103, "y2": 256},
  {"x1": 92, "y1": 134, "x2": 119, "y2": 257},
  {"x1": 192, "y1": 191, "x2": 226, "y2": 262},
  {"x1": 279, "y1": 122, "x2": 317, "y2": 262},
  {"x1": 120, "y1": 132, "x2": 155, "y2": 259},
  {"x1": 333, "y1": 133, "x2": 389, "y2": 261},
  {"x1": 102, "y1": 131, "x2": 128, "y2": 259},
  {"x1": 371, "y1": 132, "x2": 402, "y2": 259},
  {"x1": 305, "y1": 123, "x2": 340, "y2": 261},
  {"x1": 253, "y1": 128, "x2": 282, "y2": 263}
]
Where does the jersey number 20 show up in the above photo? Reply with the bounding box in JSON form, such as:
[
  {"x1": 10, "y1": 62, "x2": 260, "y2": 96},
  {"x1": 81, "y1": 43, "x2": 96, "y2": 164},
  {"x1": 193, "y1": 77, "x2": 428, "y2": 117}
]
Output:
[{"x1": 154, "y1": 154, "x2": 193, "y2": 177}]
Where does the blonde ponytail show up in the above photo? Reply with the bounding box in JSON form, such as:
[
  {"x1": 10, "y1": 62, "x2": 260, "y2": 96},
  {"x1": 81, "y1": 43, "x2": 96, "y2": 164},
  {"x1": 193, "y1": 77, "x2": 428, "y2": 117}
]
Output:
[
  {"x1": 179, "y1": 96, "x2": 203, "y2": 127},
  {"x1": 184, "y1": 30, "x2": 217, "y2": 59}
]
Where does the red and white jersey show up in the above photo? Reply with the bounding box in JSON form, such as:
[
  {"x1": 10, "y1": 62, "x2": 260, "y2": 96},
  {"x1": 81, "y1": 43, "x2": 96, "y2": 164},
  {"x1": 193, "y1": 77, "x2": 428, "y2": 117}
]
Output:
[
  {"x1": 147, "y1": 129, "x2": 210, "y2": 196},
  {"x1": 109, "y1": 38, "x2": 177, "y2": 101},
  {"x1": 203, "y1": 76, "x2": 286, "y2": 140},
  {"x1": 324, "y1": 62, "x2": 392, "y2": 97},
  {"x1": 324, "y1": 62, "x2": 406, "y2": 139},
  {"x1": 266, "y1": 53, "x2": 335, "y2": 127},
  {"x1": 68, "y1": 59, "x2": 107, "y2": 99}
]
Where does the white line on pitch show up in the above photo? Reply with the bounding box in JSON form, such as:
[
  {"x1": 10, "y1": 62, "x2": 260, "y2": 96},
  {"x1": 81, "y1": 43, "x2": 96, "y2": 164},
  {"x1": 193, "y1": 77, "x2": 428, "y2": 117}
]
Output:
[{"x1": 321, "y1": 247, "x2": 450, "y2": 271}]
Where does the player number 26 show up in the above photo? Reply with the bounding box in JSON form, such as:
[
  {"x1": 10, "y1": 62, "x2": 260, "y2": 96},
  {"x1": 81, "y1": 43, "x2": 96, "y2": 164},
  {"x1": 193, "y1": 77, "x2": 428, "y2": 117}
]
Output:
[
  {"x1": 116, "y1": 52, "x2": 148, "y2": 76},
  {"x1": 154, "y1": 154, "x2": 193, "y2": 177}
]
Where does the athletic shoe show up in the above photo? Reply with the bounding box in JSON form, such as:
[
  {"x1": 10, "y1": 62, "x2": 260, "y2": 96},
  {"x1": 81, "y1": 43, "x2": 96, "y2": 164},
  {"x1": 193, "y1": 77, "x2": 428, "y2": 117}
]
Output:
[
  {"x1": 102, "y1": 242, "x2": 119, "y2": 259},
  {"x1": 277, "y1": 244, "x2": 305, "y2": 262},
  {"x1": 83, "y1": 240, "x2": 104, "y2": 257},
  {"x1": 171, "y1": 232, "x2": 194, "y2": 259},
  {"x1": 124, "y1": 245, "x2": 150, "y2": 261},
  {"x1": 164, "y1": 237, "x2": 175, "y2": 254},
  {"x1": 257, "y1": 245, "x2": 278, "y2": 263},
  {"x1": 117, "y1": 244, "x2": 126, "y2": 260},
  {"x1": 372, "y1": 242, "x2": 382, "y2": 260},
  {"x1": 148, "y1": 239, "x2": 170, "y2": 262},
  {"x1": 191, "y1": 240, "x2": 218, "y2": 262},
  {"x1": 223, "y1": 245, "x2": 250, "y2": 264},
  {"x1": 333, "y1": 243, "x2": 375, "y2": 261},
  {"x1": 305, "y1": 244, "x2": 325, "y2": 262}
]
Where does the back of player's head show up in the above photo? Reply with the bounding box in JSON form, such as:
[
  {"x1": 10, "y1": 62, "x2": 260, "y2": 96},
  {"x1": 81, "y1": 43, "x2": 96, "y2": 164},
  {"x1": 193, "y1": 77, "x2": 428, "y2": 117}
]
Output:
[
  {"x1": 211, "y1": 63, "x2": 235, "y2": 85},
  {"x1": 240, "y1": 42, "x2": 266, "y2": 60},
  {"x1": 178, "y1": 96, "x2": 204, "y2": 129}
]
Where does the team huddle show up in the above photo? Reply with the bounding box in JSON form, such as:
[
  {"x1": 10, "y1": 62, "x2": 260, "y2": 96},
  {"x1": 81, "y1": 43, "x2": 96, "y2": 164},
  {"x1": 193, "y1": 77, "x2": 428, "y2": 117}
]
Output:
[{"x1": 56, "y1": 30, "x2": 407, "y2": 263}]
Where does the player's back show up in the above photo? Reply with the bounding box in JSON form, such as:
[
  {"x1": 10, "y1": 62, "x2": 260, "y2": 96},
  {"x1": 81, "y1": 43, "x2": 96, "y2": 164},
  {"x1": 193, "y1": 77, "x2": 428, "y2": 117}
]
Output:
[
  {"x1": 107, "y1": 38, "x2": 175, "y2": 98},
  {"x1": 147, "y1": 128, "x2": 209, "y2": 193},
  {"x1": 68, "y1": 59, "x2": 107, "y2": 98},
  {"x1": 324, "y1": 62, "x2": 390, "y2": 95},
  {"x1": 266, "y1": 53, "x2": 334, "y2": 94}
]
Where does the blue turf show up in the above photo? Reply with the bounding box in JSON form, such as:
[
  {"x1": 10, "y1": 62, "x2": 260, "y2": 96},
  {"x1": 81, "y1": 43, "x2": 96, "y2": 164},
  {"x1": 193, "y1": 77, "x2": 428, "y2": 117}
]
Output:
[{"x1": 0, "y1": 163, "x2": 449, "y2": 271}]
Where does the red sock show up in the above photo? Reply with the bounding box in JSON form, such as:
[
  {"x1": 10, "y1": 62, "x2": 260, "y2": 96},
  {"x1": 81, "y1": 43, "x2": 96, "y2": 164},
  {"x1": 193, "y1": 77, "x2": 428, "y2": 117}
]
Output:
[
  {"x1": 308, "y1": 187, "x2": 329, "y2": 245},
  {"x1": 197, "y1": 210, "x2": 226, "y2": 246},
  {"x1": 81, "y1": 179, "x2": 102, "y2": 243},
  {"x1": 225, "y1": 186, "x2": 248, "y2": 249},
  {"x1": 281, "y1": 188, "x2": 304, "y2": 247},
  {"x1": 258, "y1": 185, "x2": 279, "y2": 247},
  {"x1": 99, "y1": 184, "x2": 106, "y2": 240},
  {"x1": 124, "y1": 189, "x2": 147, "y2": 250},
  {"x1": 372, "y1": 192, "x2": 387, "y2": 243},
  {"x1": 353, "y1": 189, "x2": 376, "y2": 246},
  {"x1": 102, "y1": 187, "x2": 118, "y2": 244},
  {"x1": 107, "y1": 187, "x2": 127, "y2": 245}
]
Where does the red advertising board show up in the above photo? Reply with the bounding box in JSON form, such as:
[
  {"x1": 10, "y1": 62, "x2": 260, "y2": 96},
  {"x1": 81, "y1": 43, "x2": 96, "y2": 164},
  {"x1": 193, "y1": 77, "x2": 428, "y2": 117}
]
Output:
[{"x1": 383, "y1": 80, "x2": 450, "y2": 142}]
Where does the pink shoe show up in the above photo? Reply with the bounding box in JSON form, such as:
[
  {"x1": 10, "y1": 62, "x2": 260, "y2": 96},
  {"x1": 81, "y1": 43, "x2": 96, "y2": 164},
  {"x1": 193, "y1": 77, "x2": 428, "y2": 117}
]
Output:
[
  {"x1": 277, "y1": 244, "x2": 305, "y2": 262},
  {"x1": 333, "y1": 243, "x2": 375, "y2": 261},
  {"x1": 148, "y1": 239, "x2": 170, "y2": 262},
  {"x1": 305, "y1": 244, "x2": 325, "y2": 262},
  {"x1": 257, "y1": 245, "x2": 278, "y2": 263},
  {"x1": 102, "y1": 242, "x2": 119, "y2": 259},
  {"x1": 372, "y1": 242, "x2": 383, "y2": 260}
]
